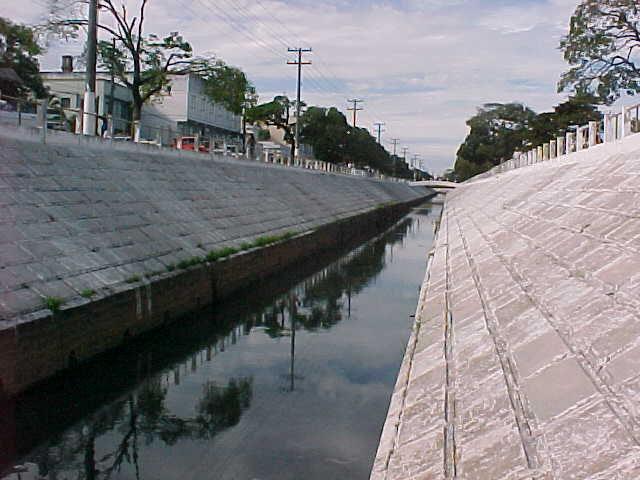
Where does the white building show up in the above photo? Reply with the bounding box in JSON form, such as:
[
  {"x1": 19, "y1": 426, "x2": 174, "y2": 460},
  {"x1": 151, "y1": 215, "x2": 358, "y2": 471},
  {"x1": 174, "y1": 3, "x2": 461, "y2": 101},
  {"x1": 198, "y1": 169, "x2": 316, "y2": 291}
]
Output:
[
  {"x1": 140, "y1": 73, "x2": 242, "y2": 147},
  {"x1": 41, "y1": 56, "x2": 133, "y2": 134},
  {"x1": 41, "y1": 57, "x2": 242, "y2": 146}
]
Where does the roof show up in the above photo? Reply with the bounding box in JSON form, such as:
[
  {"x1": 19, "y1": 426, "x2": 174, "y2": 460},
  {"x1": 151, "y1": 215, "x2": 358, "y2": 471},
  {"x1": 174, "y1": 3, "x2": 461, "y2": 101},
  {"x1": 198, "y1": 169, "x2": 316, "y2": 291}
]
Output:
[{"x1": 0, "y1": 68, "x2": 24, "y2": 85}]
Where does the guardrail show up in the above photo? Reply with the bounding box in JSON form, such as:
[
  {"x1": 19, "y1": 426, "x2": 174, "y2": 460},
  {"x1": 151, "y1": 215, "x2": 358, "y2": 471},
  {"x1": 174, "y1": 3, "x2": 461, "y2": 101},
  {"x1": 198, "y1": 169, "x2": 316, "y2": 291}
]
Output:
[
  {"x1": 0, "y1": 92, "x2": 400, "y2": 182},
  {"x1": 490, "y1": 101, "x2": 640, "y2": 174}
]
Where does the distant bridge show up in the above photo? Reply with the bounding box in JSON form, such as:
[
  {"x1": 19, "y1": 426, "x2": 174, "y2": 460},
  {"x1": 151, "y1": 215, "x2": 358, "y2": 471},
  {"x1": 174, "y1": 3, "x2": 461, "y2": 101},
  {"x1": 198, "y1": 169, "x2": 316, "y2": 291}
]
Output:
[{"x1": 409, "y1": 180, "x2": 458, "y2": 192}]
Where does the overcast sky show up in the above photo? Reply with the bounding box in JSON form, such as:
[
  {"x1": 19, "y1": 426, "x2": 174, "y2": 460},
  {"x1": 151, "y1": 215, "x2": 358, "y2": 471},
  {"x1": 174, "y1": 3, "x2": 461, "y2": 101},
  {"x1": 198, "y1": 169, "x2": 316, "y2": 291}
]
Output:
[{"x1": 6, "y1": 0, "x2": 581, "y2": 174}]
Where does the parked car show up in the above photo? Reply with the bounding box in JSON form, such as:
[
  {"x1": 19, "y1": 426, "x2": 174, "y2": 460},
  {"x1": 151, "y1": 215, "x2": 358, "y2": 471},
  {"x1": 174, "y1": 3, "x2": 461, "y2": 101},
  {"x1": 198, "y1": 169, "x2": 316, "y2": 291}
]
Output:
[{"x1": 174, "y1": 136, "x2": 209, "y2": 153}]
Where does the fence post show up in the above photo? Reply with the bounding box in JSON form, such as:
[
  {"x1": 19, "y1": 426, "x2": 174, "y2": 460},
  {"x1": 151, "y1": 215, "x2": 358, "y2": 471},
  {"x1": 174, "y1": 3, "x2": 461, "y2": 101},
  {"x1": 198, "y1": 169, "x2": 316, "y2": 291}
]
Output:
[
  {"x1": 550, "y1": 140, "x2": 556, "y2": 159},
  {"x1": 39, "y1": 99, "x2": 47, "y2": 144},
  {"x1": 588, "y1": 121, "x2": 598, "y2": 146},
  {"x1": 621, "y1": 105, "x2": 629, "y2": 138},
  {"x1": 17, "y1": 101, "x2": 22, "y2": 127},
  {"x1": 557, "y1": 136, "x2": 564, "y2": 157},
  {"x1": 543, "y1": 143, "x2": 550, "y2": 160},
  {"x1": 604, "y1": 114, "x2": 612, "y2": 143},
  {"x1": 133, "y1": 121, "x2": 140, "y2": 143}
]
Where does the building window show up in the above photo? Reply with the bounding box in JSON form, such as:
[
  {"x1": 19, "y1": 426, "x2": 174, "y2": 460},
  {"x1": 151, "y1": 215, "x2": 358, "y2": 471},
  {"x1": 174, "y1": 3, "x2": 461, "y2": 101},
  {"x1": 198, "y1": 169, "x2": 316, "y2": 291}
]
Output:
[{"x1": 60, "y1": 97, "x2": 71, "y2": 109}]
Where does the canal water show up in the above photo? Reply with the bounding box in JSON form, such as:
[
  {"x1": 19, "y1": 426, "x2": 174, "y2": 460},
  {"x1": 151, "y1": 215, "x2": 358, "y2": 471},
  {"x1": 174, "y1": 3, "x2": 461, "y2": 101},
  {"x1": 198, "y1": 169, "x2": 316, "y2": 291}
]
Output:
[{"x1": 1, "y1": 201, "x2": 441, "y2": 480}]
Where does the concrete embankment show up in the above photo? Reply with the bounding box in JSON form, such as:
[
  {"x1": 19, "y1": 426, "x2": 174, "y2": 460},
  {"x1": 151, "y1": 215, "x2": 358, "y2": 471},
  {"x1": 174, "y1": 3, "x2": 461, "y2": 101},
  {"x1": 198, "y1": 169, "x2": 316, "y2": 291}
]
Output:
[
  {"x1": 372, "y1": 135, "x2": 640, "y2": 478},
  {"x1": 0, "y1": 130, "x2": 431, "y2": 396}
]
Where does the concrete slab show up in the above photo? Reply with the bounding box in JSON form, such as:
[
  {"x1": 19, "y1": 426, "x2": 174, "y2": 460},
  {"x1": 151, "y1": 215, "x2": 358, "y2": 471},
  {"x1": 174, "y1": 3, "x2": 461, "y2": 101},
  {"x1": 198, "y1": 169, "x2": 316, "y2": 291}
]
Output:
[{"x1": 372, "y1": 140, "x2": 640, "y2": 479}]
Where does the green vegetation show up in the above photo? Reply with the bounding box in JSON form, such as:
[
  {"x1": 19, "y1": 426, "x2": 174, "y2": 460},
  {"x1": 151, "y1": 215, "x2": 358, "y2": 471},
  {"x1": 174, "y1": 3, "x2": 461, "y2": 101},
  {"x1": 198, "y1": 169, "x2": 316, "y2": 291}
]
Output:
[
  {"x1": 46, "y1": 0, "x2": 254, "y2": 124},
  {"x1": 177, "y1": 256, "x2": 204, "y2": 269},
  {"x1": 0, "y1": 17, "x2": 47, "y2": 98},
  {"x1": 125, "y1": 275, "x2": 142, "y2": 284},
  {"x1": 166, "y1": 263, "x2": 176, "y2": 272},
  {"x1": 454, "y1": 96, "x2": 602, "y2": 181},
  {"x1": 44, "y1": 296, "x2": 63, "y2": 313},
  {"x1": 299, "y1": 106, "x2": 427, "y2": 180},
  {"x1": 80, "y1": 289, "x2": 96, "y2": 298},
  {"x1": 206, "y1": 247, "x2": 239, "y2": 262},
  {"x1": 559, "y1": 1, "x2": 640, "y2": 105},
  {"x1": 246, "y1": 96, "x2": 296, "y2": 158}
]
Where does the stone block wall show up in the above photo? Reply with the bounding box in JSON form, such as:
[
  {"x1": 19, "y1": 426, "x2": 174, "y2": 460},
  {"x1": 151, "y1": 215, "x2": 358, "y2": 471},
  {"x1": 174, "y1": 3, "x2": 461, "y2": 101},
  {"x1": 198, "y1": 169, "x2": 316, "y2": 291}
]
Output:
[{"x1": 0, "y1": 131, "x2": 429, "y2": 394}]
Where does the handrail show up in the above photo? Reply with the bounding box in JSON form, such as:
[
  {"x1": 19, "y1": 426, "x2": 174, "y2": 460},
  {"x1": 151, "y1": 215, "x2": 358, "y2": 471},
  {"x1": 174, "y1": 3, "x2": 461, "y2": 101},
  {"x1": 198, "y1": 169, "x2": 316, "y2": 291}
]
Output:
[{"x1": 491, "y1": 102, "x2": 640, "y2": 175}]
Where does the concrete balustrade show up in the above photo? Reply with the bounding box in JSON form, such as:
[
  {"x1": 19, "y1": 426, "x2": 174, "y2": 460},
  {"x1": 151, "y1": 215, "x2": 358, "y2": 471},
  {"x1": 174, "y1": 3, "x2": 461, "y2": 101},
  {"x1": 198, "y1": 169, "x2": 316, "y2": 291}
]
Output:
[{"x1": 489, "y1": 101, "x2": 640, "y2": 176}]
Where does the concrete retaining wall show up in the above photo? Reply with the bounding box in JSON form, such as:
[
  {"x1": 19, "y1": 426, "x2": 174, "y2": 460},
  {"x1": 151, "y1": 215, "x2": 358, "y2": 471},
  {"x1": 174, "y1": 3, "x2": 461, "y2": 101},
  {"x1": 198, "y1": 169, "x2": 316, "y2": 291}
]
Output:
[{"x1": 0, "y1": 130, "x2": 430, "y2": 395}]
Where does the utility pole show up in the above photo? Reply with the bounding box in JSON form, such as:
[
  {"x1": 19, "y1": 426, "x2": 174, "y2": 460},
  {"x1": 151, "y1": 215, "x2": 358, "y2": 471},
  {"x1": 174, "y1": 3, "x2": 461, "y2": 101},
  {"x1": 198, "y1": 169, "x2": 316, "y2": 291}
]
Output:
[
  {"x1": 83, "y1": 0, "x2": 98, "y2": 136},
  {"x1": 412, "y1": 154, "x2": 420, "y2": 181},
  {"x1": 373, "y1": 122, "x2": 385, "y2": 144},
  {"x1": 288, "y1": 47, "x2": 312, "y2": 162},
  {"x1": 347, "y1": 99, "x2": 364, "y2": 127},
  {"x1": 401, "y1": 147, "x2": 409, "y2": 163},
  {"x1": 390, "y1": 138, "x2": 400, "y2": 156}
]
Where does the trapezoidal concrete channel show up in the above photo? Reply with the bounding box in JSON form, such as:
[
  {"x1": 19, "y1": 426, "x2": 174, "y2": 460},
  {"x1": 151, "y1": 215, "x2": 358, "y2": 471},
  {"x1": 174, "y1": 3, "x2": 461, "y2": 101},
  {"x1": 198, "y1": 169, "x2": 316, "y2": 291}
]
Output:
[{"x1": 0, "y1": 201, "x2": 442, "y2": 480}]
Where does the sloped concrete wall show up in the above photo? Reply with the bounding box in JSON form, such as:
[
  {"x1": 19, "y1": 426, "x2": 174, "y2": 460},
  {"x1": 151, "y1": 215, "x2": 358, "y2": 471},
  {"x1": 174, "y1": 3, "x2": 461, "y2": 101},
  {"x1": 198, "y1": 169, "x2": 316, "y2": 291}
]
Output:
[
  {"x1": 371, "y1": 135, "x2": 640, "y2": 479},
  {"x1": 0, "y1": 131, "x2": 430, "y2": 395}
]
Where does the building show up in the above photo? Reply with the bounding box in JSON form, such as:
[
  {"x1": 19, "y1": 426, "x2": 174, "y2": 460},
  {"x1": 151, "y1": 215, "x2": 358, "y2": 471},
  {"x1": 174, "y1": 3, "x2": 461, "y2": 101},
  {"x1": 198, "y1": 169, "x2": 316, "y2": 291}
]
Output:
[
  {"x1": 41, "y1": 57, "x2": 242, "y2": 146},
  {"x1": 41, "y1": 56, "x2": 133, "y2": 135},
  {"x1": 140, "y1": 73, "x2": 242, "y2": 148}
]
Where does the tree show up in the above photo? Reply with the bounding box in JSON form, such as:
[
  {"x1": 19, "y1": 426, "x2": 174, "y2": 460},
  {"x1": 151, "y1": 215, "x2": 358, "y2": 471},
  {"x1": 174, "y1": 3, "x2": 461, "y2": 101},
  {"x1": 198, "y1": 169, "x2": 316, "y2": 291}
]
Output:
[
  {"x1": 0, "y1": 17, "x2": 47, "y2": 98},
  {"x1": 246, "y1": 95, "x2": 295, "y2": 158},
  {"x1": 47, "y1": 0, "x2": 253, "y2": 124},
  {"x1": 528, "y1": 92, "x2": 602, "y2": 146},
  {"x1": 559, "y1": 1, "x2": 640, "y2": 103},
  {"x1": 455, "y1": 103, "x2": 537, "y2": 180}
]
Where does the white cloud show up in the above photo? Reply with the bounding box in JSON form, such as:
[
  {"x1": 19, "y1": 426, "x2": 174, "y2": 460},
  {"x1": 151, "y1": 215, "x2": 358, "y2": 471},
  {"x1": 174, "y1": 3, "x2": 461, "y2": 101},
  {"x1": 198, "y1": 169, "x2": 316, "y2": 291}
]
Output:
[{"x1": 6, "y1": 0, "x2": 582, "y2": 174}]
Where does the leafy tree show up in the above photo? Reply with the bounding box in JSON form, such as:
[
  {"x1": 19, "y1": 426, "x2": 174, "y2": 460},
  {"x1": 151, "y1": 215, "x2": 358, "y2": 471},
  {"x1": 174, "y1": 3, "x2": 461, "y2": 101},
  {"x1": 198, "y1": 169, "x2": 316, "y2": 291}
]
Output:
[
  {"x1": 46, "y1": 0, "x2": 253, "y2": 123},
  {"x1": 298, "y1": 106, "x2": 418, "y2": 179},
  {"x1": 559, "y1": 0, "x2": 640, "y2": 103},
  {"x1": 455, "y1": 103, "x2": 537, "y2": 180},
  {"x1": 246, "y1": 95, "x2": 295, "y2": 158},
  {"x1": 528, "y1": 92, "x2": 602, "y2": 146},
  {"x1": 0, "y1": 17, "x2": 47, "y2": 98}
]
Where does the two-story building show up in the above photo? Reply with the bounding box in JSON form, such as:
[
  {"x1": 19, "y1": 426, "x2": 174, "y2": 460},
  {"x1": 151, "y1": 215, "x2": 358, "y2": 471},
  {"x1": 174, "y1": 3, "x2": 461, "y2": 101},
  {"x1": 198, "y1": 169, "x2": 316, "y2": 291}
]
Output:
[
  {"x1": 41, "y1": 57, "x2": 242, "y2": 147},
  {"x1": 41, "y1": 56, "x2": 133, "y2": 134},
  {"x1": 140, "y1": 73, "x2": 242, "y2": 148}
]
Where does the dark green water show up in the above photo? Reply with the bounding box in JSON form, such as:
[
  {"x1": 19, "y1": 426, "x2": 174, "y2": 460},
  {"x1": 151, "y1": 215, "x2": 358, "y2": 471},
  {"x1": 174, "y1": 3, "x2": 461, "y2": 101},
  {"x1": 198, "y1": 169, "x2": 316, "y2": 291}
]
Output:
[{"x1": 1, "y1": 202, "x2": 441, "y2": 480}]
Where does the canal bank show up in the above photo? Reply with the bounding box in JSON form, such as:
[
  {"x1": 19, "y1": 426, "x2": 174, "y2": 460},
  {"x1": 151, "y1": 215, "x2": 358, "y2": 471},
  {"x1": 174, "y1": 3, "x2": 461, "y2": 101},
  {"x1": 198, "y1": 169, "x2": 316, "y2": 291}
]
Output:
[
  {"x1": 1, "y1": 202, "x2": 442, "y2": 480},
  {"x1": 0, "y1": 130, "x2": 432, "y2": 396},
  {"x1": 371, "y1": 138, "x2": 640, "y2": 479}
]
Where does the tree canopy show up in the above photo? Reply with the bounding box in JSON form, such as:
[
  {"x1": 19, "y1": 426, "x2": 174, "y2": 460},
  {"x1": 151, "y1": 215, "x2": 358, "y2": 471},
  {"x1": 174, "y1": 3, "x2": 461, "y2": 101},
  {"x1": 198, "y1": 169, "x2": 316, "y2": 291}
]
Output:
[
  {"x1": 246, "y1": 95, "x2": 295, "y2": 157},
  {"x1": 0, "y1": 17, "x2": 47, "y2": 98},
  {"x1": 454, "y1": 97, "x2": 602, "y2": 181},
  {"x1": 559, "y1": 0, "x2": 640, "y2": 103},
  {"x1": 47, "y1": 0, "x2": 254, "y2": 121},
  {"x1": 299, "y1": 105, "x2": 425, "y2": 179}
]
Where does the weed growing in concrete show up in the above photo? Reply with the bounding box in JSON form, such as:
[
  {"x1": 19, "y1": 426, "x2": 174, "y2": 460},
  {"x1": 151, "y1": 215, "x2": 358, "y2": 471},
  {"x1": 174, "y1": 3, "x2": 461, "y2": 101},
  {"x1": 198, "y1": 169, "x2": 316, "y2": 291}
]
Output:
[
  {"x1": 44, "y1": 296, "x2": 63, "y2": 313},
  {"x1": 177, "y1": 256, "x2": 204, "y2": 269},
  {"x1": 125, "y1": 274, "x2": 141, "y2": 284},
  {"x1": 240, "y1": 242, "x2": 253, "y2": 251},
  {"x1": 206, "y1": 247, "x2": 239, "y2": 262},
  {"x1": 80, "y1": 289, "x2": 95, "y2": 298}
]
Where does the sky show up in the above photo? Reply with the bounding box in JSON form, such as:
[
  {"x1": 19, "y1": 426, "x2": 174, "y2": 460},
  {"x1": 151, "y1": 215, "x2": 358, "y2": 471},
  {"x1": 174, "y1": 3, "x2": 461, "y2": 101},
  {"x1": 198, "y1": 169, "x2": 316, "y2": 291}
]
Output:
[{"x1": 5, "y1": 0, "x2": 582, "y2": 174}]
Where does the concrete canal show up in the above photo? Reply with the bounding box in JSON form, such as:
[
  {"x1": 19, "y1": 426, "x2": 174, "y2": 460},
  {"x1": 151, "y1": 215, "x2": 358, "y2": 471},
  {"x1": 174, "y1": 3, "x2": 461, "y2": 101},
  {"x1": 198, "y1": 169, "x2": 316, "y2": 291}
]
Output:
[{"x1": 1, "y1": 201, "x2": 441, "y2": 480}]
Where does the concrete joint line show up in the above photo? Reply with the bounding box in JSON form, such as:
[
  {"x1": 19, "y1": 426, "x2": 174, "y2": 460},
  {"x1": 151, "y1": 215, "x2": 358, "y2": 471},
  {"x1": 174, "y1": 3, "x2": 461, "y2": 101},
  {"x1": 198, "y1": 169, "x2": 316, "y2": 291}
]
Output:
[
  {"x1": 468, "y1": 213, "x2": 640, "y2": 447},
  {"x1": 454, "y1": 216, "x2": 548, "y2": 476},
  {"x1": 443, "y1": 212, "x2": 458, "y2": 479}
]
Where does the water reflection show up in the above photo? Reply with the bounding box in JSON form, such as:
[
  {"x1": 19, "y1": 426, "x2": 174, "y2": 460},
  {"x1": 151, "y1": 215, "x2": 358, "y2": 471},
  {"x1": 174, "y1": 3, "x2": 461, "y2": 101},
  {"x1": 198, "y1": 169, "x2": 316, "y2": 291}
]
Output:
[{"x1": 2, "y1": 205, "x2": 437, "y2": 480}]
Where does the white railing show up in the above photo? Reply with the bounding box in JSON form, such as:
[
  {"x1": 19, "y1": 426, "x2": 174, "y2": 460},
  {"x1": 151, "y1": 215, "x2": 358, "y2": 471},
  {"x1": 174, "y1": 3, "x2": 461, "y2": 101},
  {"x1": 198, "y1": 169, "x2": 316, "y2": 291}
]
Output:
[
  {"x1": 1, "y1": 93, "x2": 400, "y2": 182},
  {"x1": 491, "y1": 101, "x2": 640, "y2": 174}
]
